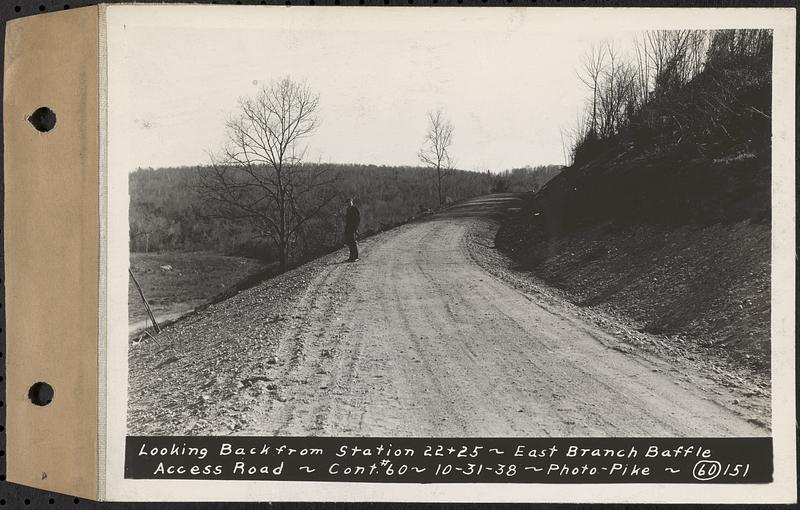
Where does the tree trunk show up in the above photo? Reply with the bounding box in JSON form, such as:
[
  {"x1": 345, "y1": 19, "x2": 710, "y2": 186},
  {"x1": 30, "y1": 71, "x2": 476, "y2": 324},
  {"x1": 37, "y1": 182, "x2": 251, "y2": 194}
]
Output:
[
  {"x1": 437, "y1": 166, "x2": 444, "y2": 207},
  {"x1": 278, "y1": 181, "x2": 287, "y2": 272},
  {"x1": 278, "y1": 242, "x2": 287, "y2": 273}
]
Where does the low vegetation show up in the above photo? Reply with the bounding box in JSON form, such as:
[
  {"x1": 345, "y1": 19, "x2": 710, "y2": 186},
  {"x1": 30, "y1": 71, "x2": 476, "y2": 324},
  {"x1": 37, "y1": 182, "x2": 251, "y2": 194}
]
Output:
[{"x1": 128, "y1": 252, "x2": 271, "y2": 330}]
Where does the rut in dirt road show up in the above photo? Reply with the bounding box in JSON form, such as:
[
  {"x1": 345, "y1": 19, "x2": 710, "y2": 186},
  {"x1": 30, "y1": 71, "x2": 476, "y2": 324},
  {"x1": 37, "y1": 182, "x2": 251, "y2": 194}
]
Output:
[{"x1": 238, "y1": 196, "x2": 767, "y2": 437}]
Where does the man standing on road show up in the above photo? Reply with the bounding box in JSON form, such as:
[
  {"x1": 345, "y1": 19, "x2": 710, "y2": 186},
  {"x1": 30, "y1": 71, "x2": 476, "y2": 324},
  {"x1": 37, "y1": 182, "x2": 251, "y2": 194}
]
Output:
[{"x1": 344, "y1": 197, "x2": 361, "y2": 262}]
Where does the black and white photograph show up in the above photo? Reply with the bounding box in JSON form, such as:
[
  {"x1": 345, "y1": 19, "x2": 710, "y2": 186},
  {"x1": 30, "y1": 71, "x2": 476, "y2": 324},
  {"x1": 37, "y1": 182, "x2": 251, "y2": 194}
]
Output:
[
  {"x1": 1, "y1": 2, "x2": 795, "y2": 503},
  {"x1": 92, "y1": 5, "x2": 799, "y2": 501},
  {"x1": 117, "y1": 7, "x2": 783, "y2": 442}
]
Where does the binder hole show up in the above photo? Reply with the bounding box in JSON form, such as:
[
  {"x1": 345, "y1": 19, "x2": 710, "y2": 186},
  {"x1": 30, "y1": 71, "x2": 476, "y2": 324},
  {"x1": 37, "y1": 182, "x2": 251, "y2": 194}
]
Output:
[
  {"x1": 27, "y1": 107, "x2": 57, "y2": 133},
  {"x1": 13, "y1": 6, "x2": 20, "y2": 12},
  {"x1": 38, "y1": 4, "x2": 45, "y2": 10},
  {"x1": 73, "y1": 499, "x2": 80, "y2": 504},
  {"x1": 1, "y1": 499, "x2": 6, "y2": 505},
  {"x1": 49, "y1": 500, "x2": 55, "y2": 505},
  {"x1": 24, "y1": 499, "x2": 30, "y2": 506},
  {"x1": 28, "y1": 382, "x2": 54, "y2": 406}
]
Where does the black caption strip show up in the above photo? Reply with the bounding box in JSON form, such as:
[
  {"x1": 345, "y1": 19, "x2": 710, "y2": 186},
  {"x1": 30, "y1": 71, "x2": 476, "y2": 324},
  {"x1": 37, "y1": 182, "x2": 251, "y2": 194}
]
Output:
[{"x1": 125, "y1": 437, "x2": 772, "y2": 483}]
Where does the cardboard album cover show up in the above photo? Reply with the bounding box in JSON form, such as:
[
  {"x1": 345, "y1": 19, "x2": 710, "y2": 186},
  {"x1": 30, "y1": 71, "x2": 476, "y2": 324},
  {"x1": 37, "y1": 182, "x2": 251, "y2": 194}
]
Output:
[{"x1": 2, "y1": 3, "x2": 796, "y2": 502}]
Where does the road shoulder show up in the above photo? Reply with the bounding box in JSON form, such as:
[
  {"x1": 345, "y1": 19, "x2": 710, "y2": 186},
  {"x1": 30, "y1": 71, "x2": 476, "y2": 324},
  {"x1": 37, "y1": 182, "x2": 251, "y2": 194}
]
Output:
[{"x1": 464, "y1": 216, "x2": 771, "y2": 432}]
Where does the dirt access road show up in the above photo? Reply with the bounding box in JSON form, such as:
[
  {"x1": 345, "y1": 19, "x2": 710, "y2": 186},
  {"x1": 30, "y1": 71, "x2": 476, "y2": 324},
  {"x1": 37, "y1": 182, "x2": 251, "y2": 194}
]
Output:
[
  {"x1": 129, "y1": 194, "x2": 768, "y2": 436},
  {"x1": 240, "y1": 195, "x2": 767, "y2": 436}
]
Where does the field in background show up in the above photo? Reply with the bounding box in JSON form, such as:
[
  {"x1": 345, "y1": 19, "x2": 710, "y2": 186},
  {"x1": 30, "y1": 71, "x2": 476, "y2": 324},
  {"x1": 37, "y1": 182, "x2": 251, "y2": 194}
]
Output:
[{"x1": 129, "y1": 252, "x2": 270, "y2": 333}]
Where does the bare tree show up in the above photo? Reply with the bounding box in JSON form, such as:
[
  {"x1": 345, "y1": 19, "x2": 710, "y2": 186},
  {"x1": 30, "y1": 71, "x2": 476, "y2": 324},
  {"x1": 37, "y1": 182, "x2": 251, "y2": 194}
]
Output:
[
  {"x1": 707, "y1": 29, "x2": 770, "y2": 64},
  {"x1": 567, "y1": 105, "x2": 592, "y2": 164},
  {"x1": 566, "y1": 29, "x2": 767, "y2": 164},
  {"x1": 559, "y1": 127, "x2": 572, "y2": 167},
  {"x1": 577, "y1": 44, "x2": 606, "y2": 136},
  {"x1": 197, "y1": 76, "x2": 337, "y2": 272},
  {"x1": 130, "y1": 214, "x2": 171, "y2": 253},
  {"x1": 599, "y1": 42, "x2": 620, "y2": 137},
  {"x1": 643, "y1": 30, "x2": 710, "y2": 96},
  {"x1": 418, "y1": 109, "x2": 455, "y2": 208},
  {"x1": 633, "y1": 33, "x2": 652, "y2": 107}
]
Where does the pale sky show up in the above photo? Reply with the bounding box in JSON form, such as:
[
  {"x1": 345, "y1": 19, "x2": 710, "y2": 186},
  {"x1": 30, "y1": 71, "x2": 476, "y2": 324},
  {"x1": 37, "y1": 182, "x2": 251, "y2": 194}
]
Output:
[{"x1": 105, "y1": 6, "x2": 779, "y2": 173}]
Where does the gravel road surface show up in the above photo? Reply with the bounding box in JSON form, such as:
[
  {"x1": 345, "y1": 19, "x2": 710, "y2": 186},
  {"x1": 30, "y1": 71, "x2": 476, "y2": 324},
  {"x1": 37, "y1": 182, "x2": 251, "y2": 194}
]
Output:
[{"x1": 128, "y1": 195, "x2": 769, "y2": 436}]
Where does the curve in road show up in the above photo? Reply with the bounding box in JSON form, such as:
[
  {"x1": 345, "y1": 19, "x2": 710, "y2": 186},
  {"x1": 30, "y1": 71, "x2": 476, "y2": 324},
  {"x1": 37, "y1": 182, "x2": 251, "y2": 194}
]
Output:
[{"x1": 237, "y1": 195, "x2": 766, "y2": 437}]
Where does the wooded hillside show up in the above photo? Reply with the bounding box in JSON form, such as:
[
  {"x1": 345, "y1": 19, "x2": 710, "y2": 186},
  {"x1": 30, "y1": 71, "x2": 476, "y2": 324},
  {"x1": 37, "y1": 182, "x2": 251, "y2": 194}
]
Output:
[
  {"x1": 130, "y1": 163, "x2": 562, "y2": 261},
  {"x1": 498, "y1": 29, "x2": 773, "y2": 371}
]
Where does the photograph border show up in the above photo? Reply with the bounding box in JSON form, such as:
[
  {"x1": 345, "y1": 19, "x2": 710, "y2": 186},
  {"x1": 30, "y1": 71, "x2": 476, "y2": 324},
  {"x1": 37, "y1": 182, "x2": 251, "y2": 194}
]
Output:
[{"x1": 101, "y1": 4, "x2": 795, "y2": 503}]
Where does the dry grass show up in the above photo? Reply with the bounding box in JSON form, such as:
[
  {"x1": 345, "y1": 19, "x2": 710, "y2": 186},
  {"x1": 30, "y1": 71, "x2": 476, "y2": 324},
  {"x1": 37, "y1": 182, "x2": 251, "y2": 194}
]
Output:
[{"x1": 128, "y1": 252, "x2": 269, "y2": 327}]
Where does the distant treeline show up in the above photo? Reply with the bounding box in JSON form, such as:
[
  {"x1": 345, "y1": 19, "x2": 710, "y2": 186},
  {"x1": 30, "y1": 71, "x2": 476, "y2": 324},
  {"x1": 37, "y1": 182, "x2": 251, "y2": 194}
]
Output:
[
  {"x1": 489, "y1": 166, "x2": 563, "y2": 194},
  {"x1": 129, "y1": 163, "x2": 562, "y2": 260}
]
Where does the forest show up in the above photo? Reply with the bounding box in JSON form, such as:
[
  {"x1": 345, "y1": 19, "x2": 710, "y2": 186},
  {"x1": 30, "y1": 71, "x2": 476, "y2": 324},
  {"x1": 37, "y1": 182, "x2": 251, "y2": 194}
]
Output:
[
  {"x1": 129, "y1": 163, "x2": 562, "y2": 262},
  {"x1": 563, "y1": 29, "x2": 772, "y2": 164}
]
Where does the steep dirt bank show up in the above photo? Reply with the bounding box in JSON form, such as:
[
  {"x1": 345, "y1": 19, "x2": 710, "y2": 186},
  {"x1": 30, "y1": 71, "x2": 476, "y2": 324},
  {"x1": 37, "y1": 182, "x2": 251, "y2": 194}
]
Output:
[
  {"x1": 496, "y1": 153, "x2": 771, "y2": 373},
  {"x1": 469, "y1": 214, "x2": 769, "y2": 427}
]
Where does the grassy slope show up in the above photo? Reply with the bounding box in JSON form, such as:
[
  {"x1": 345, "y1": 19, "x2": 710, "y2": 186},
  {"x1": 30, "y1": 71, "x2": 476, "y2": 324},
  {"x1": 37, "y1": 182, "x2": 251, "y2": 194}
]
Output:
[
  {"x1": 129, "y1": 252, "x2": 271, "y2": 327},
  {"x1": 496, "y1": 149, "x2": 771, "y2": 372}
]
